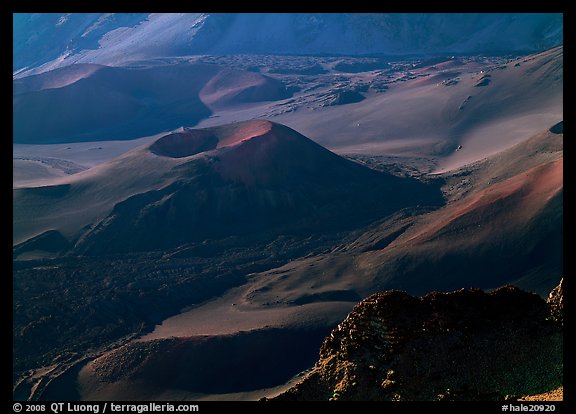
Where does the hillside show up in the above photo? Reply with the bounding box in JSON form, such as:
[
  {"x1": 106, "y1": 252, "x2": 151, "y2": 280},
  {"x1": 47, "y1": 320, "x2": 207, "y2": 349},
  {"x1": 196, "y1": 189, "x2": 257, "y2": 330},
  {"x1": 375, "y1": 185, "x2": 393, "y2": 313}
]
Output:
[
  {"x1": 13, "y1": 63, "x2": 289, "y2": 144},
  {"x1": 14, "y1": 13, "x2": 562, "y2": 77},
  {"x1": 14, "y1": 120, "x2": 442, "y2": 255}
]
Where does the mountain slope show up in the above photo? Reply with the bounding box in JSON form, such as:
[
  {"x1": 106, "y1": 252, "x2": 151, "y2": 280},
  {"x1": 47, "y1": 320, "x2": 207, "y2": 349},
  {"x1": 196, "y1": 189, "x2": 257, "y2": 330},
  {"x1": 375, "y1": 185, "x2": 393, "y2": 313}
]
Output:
[
  {"x1": 13, "y1": 120, "x2": 443, "y2": 255},
  {"x1": 239, "y1": 123, "x2": 563, "y2": 309},
  {"x1": 13, "y1": 63, "x2": 289, "y2": 144},
  {"x1": 369, "y1": 126, "x2": 563, "y2": 294},
  {"x1": 14, "y1": 13, "x2": 562, "y2": 77},
  {"x1": 25, "y1": 124, "x2": 561, "y2": 401},
  {"x1": 273, "y1": 46, "x2": 562, "y2": 173}
]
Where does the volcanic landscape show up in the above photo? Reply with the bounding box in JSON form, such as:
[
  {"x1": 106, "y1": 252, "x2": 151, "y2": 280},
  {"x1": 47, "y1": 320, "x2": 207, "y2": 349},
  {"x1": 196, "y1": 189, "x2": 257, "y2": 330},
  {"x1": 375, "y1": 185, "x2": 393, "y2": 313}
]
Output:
[{"x1": 13, "y1": 13, "x2": 563, "y2": 401}]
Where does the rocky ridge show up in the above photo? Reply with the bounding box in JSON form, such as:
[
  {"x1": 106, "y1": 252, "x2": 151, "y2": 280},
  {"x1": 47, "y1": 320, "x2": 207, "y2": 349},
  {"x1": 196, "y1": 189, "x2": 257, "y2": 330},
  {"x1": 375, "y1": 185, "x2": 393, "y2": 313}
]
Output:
[{"x1": 273, "y1": 281, "x2": 563, "y2": 401}]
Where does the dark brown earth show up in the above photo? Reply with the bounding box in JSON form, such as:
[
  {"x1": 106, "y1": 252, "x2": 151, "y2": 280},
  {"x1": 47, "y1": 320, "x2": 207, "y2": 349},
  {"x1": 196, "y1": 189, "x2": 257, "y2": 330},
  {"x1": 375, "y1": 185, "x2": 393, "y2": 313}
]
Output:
[{"x1": 273, "y1": 282, "x2": 562, "y2": 401}]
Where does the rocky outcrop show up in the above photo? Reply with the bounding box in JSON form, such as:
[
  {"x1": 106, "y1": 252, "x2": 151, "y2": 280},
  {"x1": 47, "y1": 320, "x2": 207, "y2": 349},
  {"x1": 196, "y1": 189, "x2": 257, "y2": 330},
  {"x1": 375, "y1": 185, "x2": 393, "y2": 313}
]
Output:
[
  {"x1": 273, "y1": 283, "x2": 563, "y2": 401},
  {"x1": 547, "y1": 278, "x2": 563, "y2": 326}
]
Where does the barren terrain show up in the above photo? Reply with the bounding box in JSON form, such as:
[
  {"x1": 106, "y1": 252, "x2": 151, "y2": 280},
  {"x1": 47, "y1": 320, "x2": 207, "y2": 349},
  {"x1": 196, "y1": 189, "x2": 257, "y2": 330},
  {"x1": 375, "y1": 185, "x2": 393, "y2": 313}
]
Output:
[{"x1": 13, "y1": 44, "x2": 562, "y2": 401}]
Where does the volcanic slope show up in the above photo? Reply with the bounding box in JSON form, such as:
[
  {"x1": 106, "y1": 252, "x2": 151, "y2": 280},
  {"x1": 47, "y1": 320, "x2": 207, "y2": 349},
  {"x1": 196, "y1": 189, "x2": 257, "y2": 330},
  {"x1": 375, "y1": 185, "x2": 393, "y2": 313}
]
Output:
[
  {"x1": 13, "y1": 63, "x2": 290, "y2": 144},
  {"x1": 13, "y1": 120, "x2": 443, "y2": 256},
  {"x1": 16, "y1": 125, "x2": 561, "y2": 401},
  {"x1": 14, "y1": 13, "x2": 561, "y2": 77},
  {"x1": 230, "y1": 121, "x2": 563, "y2": 315},
  {"x1": 66, "y1": 123, "x2": 562, "y2": 401},
  {"x1": 271, "y1": 46, "x2": 562, "y2": 172}
]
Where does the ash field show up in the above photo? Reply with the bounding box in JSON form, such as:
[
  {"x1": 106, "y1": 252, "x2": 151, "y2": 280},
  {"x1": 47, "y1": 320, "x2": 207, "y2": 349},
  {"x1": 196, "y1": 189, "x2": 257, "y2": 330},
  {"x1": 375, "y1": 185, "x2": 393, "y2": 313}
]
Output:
[{"x1": 13, "y1": 13, "x2": 563, "y2": 401}]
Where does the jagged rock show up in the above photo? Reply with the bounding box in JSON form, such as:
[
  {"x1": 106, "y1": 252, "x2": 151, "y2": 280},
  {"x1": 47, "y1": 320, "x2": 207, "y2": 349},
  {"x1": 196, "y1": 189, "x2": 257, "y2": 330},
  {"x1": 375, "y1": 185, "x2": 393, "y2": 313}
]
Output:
[
  {"x1": 274, "y1": 285, "x2": 562, "y2": 401},
  {"x1": 547, "y1": 278, "x2": 563, "y2": 326}
]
